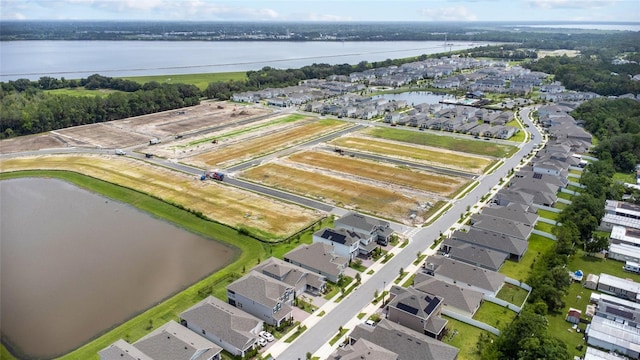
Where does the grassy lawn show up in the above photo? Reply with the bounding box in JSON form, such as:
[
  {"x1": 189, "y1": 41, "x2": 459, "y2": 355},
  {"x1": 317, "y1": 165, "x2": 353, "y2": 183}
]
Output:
[
  {"x1": 442, "y1": 315, "x2": 492, "y2": 360},
  {"x1": 499, "y1": 234, "x2": 556, "y2": 282},
  {"x1": 46, "y1": 87, "x2": 122, "y2": 97},
  {"x1": 121, "y1": 71, "x2": 248, "y2": 90},
  {"x1": 555, "y1": 202, "x2": 568, "y2": 210},
  {"x1": 329, "y1": 328, "x2": 349, "y2": 346},
  {"x1": 569, "y1": 250, "x2": 640, "y2": 281},
  {"x1": 566, "y1": 185, "x2": 583, "y2": 193},
  {"x1": 613, "y1": 171, "x2": 636, "y2": 184},
  {"x1": 557, "y1": 192, "x2": 574, "y2": 201},
  {"x1": 496, "y1": 283, "x2": 529, "y2": 307},
  {"x1": 534, "y1": 221, "x2": 555, "y2": 234},
  {"x1": 546, "y1": 281, "x2": 590, "y2": 359},
  {"x1": 473, "y1": 302, "x2": 517, "y2": 330},
  {"x1": 569, "y1": 169, "x2": 583, "y2": 176},
  {"x1": 537, "y1": 209, "x2": 559, "y2": 221},
  {"x1": 364, "y1": 127, "x2": 518, "y2": 158}
]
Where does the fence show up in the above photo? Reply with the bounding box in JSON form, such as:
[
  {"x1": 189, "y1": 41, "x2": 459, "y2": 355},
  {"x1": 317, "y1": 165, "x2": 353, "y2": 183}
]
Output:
[{"x1": 442, "y1": 309, "x2": 500, "y2": 336}]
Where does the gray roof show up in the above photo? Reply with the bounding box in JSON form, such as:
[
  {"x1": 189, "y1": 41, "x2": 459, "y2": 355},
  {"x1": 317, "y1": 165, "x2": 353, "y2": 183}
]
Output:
[
  {"x1": 388, "y1": 286, "x2": 447, "y2": 337},
  {"x1": 99, "y1": 339, "x2": 154, "y2": 360},
  {"x1": 284, "y1": 242, "x2": 348, "y2": 279},
  {"x1": 441, "y1": 238, "x2": 508, "y2": 271},
  {"x1": 179, "y1": 296, "x2": 261, "y2": 352},
  {"x1": 509, "y1": 177, "x2": 559, "y2": 197},
  {"x1": 253, "y1": 257, "x2": 326, "y2": 291},
  {"x1": 451, "y1": 228, "x2": 527, "y2": 258},
  {"x1": 492, "y1": 188, "x2": 535, "y2": 206},
  {"x1": 335, "y1": 212, "x2": 390, "y2": 233},
  {"x1": 480, "y1": 203, "x2": 539, "y2": 227},
  {"x1": 133, "y1": 320, "x2": 221, "y2": 360},
  {"x1": 227, "y1": 271, "x2": 293, "y2": 309},
  {"x1": 425, "y1": 256, "x2": 505, "y2": 294},
  {"x1": 348, "y1": 319, "x2": 459, "y2": 360},
  {"x1": 329, "y1": 338, "x2": 398, "y2": 360},
  {"x1": 470, "y1": 213, "x2": 532, "y2": 240},
  {"x1": 412, "y1": 275, "x2": 484, "y2": 315},
  {"x1": 314, "y1": 227, "x2": 362, "y2": 246}
]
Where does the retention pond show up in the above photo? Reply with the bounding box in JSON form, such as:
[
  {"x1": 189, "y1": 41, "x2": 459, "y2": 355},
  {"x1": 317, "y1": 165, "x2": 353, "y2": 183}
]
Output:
[{"x1": 0, "y1": 177, "x2": 236, "y2": 359}]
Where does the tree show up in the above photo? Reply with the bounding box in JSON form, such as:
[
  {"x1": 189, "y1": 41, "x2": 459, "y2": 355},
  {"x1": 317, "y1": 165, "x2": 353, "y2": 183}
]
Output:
[{"x1": 585, "y1": 235, "x2": 610, "y2": 256}]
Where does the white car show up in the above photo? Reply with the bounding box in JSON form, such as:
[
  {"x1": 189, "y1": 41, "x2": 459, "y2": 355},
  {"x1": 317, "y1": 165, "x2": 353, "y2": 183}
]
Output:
[
  {"x1": 259, "y1": 331, "x2": 275, "y2": 342},
  {"x1": 257, "y1": 337, "x2": 268, "y2": 347},
  {"x1": 364, "y1": 319, "x2": 376, "y2": 326}
]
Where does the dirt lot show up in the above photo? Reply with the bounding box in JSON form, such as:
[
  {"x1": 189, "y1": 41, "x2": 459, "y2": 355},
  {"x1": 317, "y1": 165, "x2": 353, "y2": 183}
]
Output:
[
  {"x1": 185, "y1": 118, "x2": 349, "y2": 169},
  {"x1": 240, "y1": 162, "x2": 436, "y2": 225},
  {"x1": 0, "y1": 154, "x2": 322, "y2": 239},
  {"x1": 287, "y1": 150, "x2": 467, "y2": 198},
  {"x1": 330, "y1": 134, "x2": 492, "y2": 174},
  {"x1": 0, "y1": 101, "x2": 272, "y2": 153}
]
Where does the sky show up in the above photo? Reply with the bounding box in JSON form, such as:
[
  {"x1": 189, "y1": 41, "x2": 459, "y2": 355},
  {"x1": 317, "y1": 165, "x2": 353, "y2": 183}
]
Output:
[{"x1": 1, "y1": 0, "x2": 639, "y2": 22}]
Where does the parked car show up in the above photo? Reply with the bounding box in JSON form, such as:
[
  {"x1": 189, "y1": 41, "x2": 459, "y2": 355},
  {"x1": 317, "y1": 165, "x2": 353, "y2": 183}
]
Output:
[
  {"x1": 364, "y1": 319, "x2": 376, "y2": 327},
  {"x1": 115, "y1": 149, "x2": 126, "y2": 155},
  {"x1": 259, "y1": 331, "x2": 275, "y2": 342},
  {"x1": 257, "y1": 337, "x2": 268, "y2": 347}
]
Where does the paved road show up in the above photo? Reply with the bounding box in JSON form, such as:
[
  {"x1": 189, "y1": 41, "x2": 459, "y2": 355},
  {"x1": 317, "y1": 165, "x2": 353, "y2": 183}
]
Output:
[{"x1": 276, "y1": 106, "x2": 543, "y2": 359}]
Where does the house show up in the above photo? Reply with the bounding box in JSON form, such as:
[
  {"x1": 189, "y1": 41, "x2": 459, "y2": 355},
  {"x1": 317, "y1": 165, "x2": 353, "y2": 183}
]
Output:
[
  {"x1": 480, "y1": 203, "x2": 539, "y2": 228},
  {"x1": 566, "y1": 308, "x2": 581, "y2": 324},
  {"x1": 597, "y1": 273, "x2": 640, "y2": 302},
  {"x1": 313, "y1": 227, "x2": 361, "y2": 260},
  {"x1": 412, "y1": 274, "x2": 483, "y2": 317},
  {"x1": 609, "y1": 225, "x2": 640, "y2": 247},
  {"x1": 440, "y1": 238, "x2": 508, "y2": 271},
  {"x1": 587, "y1": 316, "x2": 640, "y2": 359},
  {"x1": 595, "y1": 293, "x2": 640, "y2": 327},
  {"x1": 334, "y1": 211, "x2": 394, "y2": 246},
  {"x1": 347, "y1": 319, "x2": 459, "y2": 360},
  {"x1": 470, "y1": 213, "x2": 533, "y2": 241},
  {"x1": 609, "y1": 243, "x2": 640, "y2": 264},
  {"x1": 492, "y1": 189, "x2": 535, "y2": 208},
  {"x1": 179, "y1": 296, "x2": 262, "y2": 358},
  {"x1": 227, "y1": 271, "x2": 294, "y2": 327},
  {"x1": 385, "y1": 112, "x2": 403, "y2": 124},
  {"x1": 387, "y1": 286, "x2": 448, "y2": 339},
  {"x1": 584, "y1": 346, "x2": 629, "y2": 360},
  {"x1": 423, "y1": 256, "x2": 505, "y2": 296},
  {"x1": 284, "y1": 242, "x2": 348, "y2": 283},
  {"x1": 600, "y1": 201, "x2": 640, "y2": 231},
  {"x1": 99, "y1": 340, "x2": 153, "y2": 360},
  {"x1": 328, "y1": 338, "x2": 398, "y2": 360},
  {"x1": 253, "y1": 257, "x2": 326, "y2": 296},
  {"x1": 508, "y1": 177, "x2": 559, "y2": 207},
  {"x1": 117, "y1": 320, "x2": 222, "y2": 360}
]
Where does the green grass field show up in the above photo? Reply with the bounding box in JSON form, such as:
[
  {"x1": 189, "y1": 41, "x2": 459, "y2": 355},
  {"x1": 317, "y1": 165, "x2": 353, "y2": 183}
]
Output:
[
  {"x1": 473, "y1": 302, "x2": 517, "y2": 330},
  {"x1": 613, "y1": 171, "x2": 636, "y2": 184},
  {"x1": 46, "y1": 87, "x2": 122, "y2": 97},
  {"x1": 442, "y1": 315, "x2": 492, "y2": 360},
  {"x1": 496, "y1": 283, "x2": 529, "y2": 307},
  {"x1": 537, "y1": 209, "x2": 559, "y2": 221},
  {"x1": 499, "y1": 234, "x2": 556, "y2": 282},
  {"x1": 0, "y1": 170, "x2": 328, "y2": 360},
  {"x1": 121, "y1": 72, "x2": 247, "y2": 90},
  {"x1": 364, "y1": 127, "x2": 518, "y2": 158},
  {"x1": 534, "y1": 221, "x2": 555, "y2": 234}
]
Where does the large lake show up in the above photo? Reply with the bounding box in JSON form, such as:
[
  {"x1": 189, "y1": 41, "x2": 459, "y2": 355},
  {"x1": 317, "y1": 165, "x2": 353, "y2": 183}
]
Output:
[
  {"x1": 0, "y1": 178, "x2": 237, "y2": 359},
  {"x1": 0, "y1": 40, "x2": 486, "y2": 81}
]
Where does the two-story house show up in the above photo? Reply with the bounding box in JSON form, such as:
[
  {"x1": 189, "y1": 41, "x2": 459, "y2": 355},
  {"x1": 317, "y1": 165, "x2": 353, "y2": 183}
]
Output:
[{"x1": 227, "y1": 271, "x2": 294, "y2": 327}]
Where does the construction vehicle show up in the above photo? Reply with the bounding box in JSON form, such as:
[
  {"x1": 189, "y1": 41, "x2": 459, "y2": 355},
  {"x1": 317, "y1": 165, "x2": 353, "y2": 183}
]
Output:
[{"x1": 201, "y1": 170, "x2": 224, "y2": 181}]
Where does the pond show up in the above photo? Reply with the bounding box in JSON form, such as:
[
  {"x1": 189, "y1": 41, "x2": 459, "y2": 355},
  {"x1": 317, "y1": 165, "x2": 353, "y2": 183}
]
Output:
[
  {"x1": 373, "y1": 91, "x2": 453, "y2": 106},
  {"x1": 0, "y1": 178, "x2": 236, "y2": 359}
]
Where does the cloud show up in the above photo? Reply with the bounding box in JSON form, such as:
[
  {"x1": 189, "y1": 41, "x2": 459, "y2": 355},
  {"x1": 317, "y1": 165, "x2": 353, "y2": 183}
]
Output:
[
  {"x1": 420, "y1": 6, "x2": 478, "y2": 21},
  {"x1": 527, "y1": 0, "x2": 616, "y2": 9}
]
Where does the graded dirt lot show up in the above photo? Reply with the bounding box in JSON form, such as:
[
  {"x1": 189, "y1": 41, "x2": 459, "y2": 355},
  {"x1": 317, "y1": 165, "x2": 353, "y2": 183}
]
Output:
[
  {"x1": 330, "y1": 134, "x2": 493, "y2": 174},
  {"x1": 0, "y1": 101, "x2": 272, "y2": 153},
  {"x1": 0, "y1": 155, "x2": 322, "y2": 239},
  {"x1": 287, "y1": 150, "x2": 468, "y2": 197},
  {"x1": 240, "y1": 162, "x2": 435, "y2": 225},
  {"x1": 186, "y1": 118, "x2": 350, "y2": 169}
]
